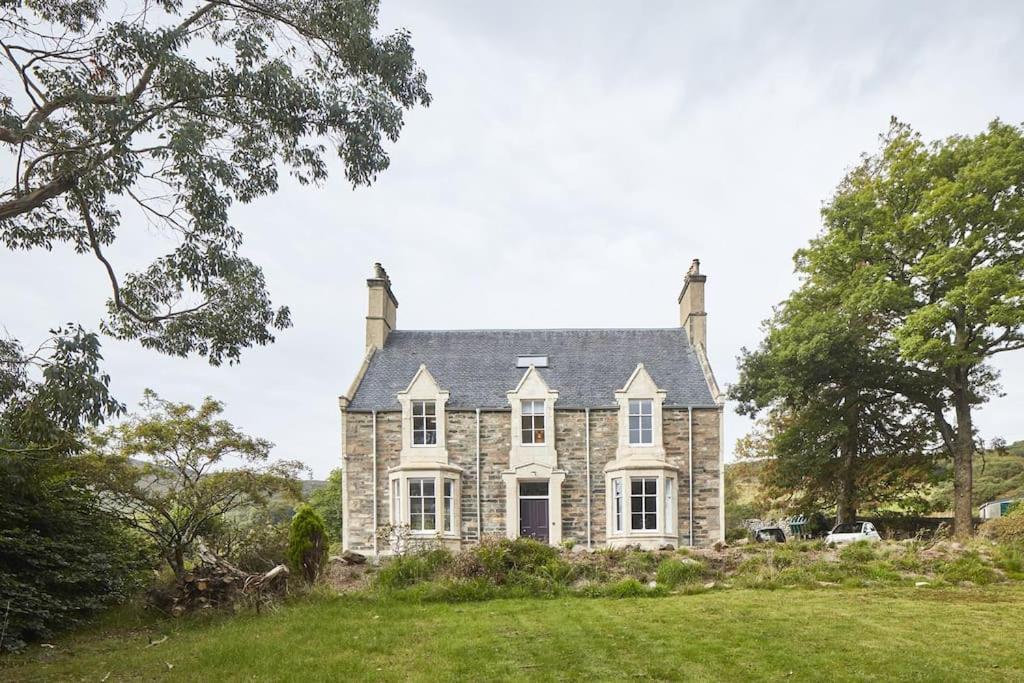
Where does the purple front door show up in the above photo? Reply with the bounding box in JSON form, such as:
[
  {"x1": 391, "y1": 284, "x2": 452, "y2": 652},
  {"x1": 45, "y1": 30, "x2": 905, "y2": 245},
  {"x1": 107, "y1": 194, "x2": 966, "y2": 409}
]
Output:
[{"x1": 519, "y1": 498, "x2": 549, "y2": 542}]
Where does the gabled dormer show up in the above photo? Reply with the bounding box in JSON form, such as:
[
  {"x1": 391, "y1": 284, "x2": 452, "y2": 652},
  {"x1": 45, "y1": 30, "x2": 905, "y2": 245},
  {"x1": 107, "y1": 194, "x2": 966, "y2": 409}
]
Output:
[
  {"x1": 506, "y1": 366, "x2": 558, "y2": 470},
  {"x1": 397, "y1": 364, "x2": 450, "y2": 463},
  {"x1": 614, "y1": 363, "x2": 667, "y2": 462}
]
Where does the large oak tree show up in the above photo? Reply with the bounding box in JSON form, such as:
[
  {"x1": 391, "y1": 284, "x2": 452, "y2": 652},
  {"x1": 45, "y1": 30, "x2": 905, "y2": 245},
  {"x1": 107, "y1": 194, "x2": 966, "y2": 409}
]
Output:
[{"x1": 801, "y1": 119, "x2": 1024, "y2": 536}]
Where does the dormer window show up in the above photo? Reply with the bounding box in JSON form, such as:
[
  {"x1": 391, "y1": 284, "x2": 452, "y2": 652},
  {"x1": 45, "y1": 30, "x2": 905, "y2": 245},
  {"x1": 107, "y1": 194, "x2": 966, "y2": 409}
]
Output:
[
  {"x1": 521, "y1": 399, "x2": 546, "y2": 445},
  {"x1": 628, "y1": 399, "x2": 653, "y2": 445},
  {"x1": 412, "y1": 400, "x2": 437, "y2": 446}
]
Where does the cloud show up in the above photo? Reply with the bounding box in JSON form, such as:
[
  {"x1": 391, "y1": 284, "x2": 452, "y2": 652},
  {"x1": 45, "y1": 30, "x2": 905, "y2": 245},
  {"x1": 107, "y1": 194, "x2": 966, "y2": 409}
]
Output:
[{"x1": 2, "y1": 1, "x2": 1023, "y2": 475}]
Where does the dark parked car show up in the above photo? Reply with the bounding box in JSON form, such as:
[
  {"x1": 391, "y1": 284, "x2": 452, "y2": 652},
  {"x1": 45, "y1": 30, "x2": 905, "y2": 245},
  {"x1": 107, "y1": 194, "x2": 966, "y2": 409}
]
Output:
[{"x1": 753, "y1": 526, "x2": 787, "y2": 543}]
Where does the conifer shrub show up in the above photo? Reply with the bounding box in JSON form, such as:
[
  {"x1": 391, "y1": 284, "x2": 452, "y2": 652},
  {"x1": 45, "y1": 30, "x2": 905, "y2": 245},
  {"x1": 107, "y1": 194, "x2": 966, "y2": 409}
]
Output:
[{"x1": 287, "y1": 505, "x2": 328, "y2": 583}]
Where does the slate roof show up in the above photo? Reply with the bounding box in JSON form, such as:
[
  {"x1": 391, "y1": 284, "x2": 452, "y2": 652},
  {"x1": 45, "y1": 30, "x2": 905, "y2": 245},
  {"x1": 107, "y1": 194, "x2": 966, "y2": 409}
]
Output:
[{"x1": 347, "y1": 328, "x2": 717, "y2": 411}]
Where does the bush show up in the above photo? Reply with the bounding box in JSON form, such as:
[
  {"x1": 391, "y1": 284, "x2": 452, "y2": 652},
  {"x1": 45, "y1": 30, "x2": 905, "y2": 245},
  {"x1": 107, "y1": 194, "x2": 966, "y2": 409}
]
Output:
[
  {"x1": 448, "y1": 537, "x2": 558, "y2": 585},
  {"x1": 621, "y1": 551, "x2": 658, "y2": 581},
  {"x1": 287, "y1": 505, "x2": 328, "y2": 583},
  {"x1": 839, "y1": 541, "x2": 877, "y2": 564},
  {"x1": 376, "y1": 548, "x2": 452, "y2": 590},
  {"x1": 993, "y1": 544, "x2": 1024, "y2": 580},
  {"x1": 980, "y1": 507, "x2": 1024, "y2": 543},
  {"x1": 205, "y1": 502, "x2": 292, "y2": 573},
  {"x1": 0, "y1": 458, "x2": 153, "y2": 651},
  {"x1": 602, "y1": 578, "x2": 653, "y2": 598},
  {"x1": 938, "y1": 552, "x2": 998, "y2": 585},
  {"x1": 656, "y1": 558, "x2": 704, "y2": 588}
]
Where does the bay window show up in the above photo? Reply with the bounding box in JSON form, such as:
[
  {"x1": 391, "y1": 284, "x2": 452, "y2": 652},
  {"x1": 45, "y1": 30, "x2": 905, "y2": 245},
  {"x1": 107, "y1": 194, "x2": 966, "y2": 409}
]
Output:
[
  {"x1": 613, "y1": 478, "x2": 623, "y2": 532},
  {"x1": 409, "y1": 478, "x2": 436, "y2": 531},
  {"x1": 631, "y1": 477, "x2": 658, "y2": 531},
  {"x1": 443, "y1": 478, "x2": 455, "y2": 534}
]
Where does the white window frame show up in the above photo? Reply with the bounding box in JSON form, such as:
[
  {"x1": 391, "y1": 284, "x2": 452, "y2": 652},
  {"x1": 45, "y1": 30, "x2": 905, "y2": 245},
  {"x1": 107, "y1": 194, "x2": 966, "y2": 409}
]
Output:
[
  {"x1": 665, "y1": 477, "x2": 674, "y2": 534},
  {"x1": 613, "y1": 478, "x2": 623, "y2": 532},
  {"x1": 628, "y1": 399, "x2": 654, "y2": 445},
  {"x1": 411, "y1": 399, "x2": 437, "y2": 447},
  {"x1": 521, "y1": 399, "x2": 546, "y2": 446},
  {"x1": 408, "y1": 477, "x2": 437, "y2": 532},
  {"x1": 630, "y1": 477, "x2": 658, "y2": 531},
  {"x1": 391, "y1": 479, "x2": 401, "y2": 524},
  {"x1": 443, "y1": 478, "x2": 456, "y2": 534}
]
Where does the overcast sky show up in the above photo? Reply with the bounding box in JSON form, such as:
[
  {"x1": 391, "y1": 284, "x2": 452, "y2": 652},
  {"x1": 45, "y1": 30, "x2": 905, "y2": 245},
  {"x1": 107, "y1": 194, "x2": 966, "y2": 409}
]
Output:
[{"x1": 3, "y1": 1, "x2": 1024, "y2": 478}]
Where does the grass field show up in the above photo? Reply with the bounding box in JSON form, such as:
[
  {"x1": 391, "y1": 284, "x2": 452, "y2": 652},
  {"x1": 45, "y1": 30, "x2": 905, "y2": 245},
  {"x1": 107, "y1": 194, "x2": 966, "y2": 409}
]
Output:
[{"x1": 3, "y1": 586, "x2": 1023, "y2": 681}]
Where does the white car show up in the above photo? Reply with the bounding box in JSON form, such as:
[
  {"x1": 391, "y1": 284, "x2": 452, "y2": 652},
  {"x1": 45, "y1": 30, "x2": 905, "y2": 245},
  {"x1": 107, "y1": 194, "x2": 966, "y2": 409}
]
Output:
[{"x1": 825, "y1": 521, "x2": 881, "y2": 545}]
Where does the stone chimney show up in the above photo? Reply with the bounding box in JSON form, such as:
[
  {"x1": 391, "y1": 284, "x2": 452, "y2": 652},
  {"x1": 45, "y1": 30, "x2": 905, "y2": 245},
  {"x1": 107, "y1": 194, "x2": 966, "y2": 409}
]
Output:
[
  {"x1": 678, "y1": 259, "x2": 707, "y2": 350},
  {"x1": 365, "y1": 262, "x2": 398, "y2": 351}
]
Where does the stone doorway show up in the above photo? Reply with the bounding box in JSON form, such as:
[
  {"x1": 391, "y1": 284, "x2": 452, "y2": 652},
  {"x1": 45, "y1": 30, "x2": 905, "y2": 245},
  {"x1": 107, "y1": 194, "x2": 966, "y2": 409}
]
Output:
[{"x1": 518, "y1": 481, "x2": 549, "y2": 542}]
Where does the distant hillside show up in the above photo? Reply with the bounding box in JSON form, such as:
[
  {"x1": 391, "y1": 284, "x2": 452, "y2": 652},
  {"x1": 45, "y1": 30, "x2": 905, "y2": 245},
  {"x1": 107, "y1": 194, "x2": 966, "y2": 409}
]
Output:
[
  {"x1": 129, "y1": 459, "x2": 328, "y2": 501},
  {"x1": 726, "y1": 439, "x2": 1024, "y2": 515},
  {"x1": 302, "y1": 479, "x2": 327, "y2": 498}
]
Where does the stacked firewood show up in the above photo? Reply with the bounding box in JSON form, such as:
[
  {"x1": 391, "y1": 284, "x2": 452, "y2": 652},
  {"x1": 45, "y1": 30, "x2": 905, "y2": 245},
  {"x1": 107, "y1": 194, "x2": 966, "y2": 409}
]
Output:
[{"x1": 168, "y1": 546, "x2": 289, "y2": 616}]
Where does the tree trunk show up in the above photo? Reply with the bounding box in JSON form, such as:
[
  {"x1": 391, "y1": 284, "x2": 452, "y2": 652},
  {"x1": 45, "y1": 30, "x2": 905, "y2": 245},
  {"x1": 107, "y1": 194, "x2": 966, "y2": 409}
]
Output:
[
  {"x1": 170, "y1": 547, "x2": 186, "y2": 580},
  {"x1": 837, "y1": 471, "x2": 857, "y2": 524},
  {"x1": 952, "y1": 380, "x2": 975, "y2": 538},
  {"x1": 837, "y1": 403, "x2": 859, "y2": 524}
]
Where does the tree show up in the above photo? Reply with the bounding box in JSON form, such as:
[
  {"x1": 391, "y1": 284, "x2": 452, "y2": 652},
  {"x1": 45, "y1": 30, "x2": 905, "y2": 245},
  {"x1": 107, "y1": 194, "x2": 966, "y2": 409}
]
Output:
[
  {"x1": 1, "y1": 328, "x2": 150, "y2": 651},
  {"x1": 802, "y1": 119, "x2": 1024, "y2": 535},
  {"x1": 731, "y1": 283, "x2": 936, "y2": 522},
  {"x1": 2, "y1": 0, "x2": 431, "y2": 365},
  {"x1": 308, "y1": 468, "x2": 343, "y2": 544},
  {"x1": 287, "y1": 504, "x2": 327, "y2": 583},
  {"x1": 86, "y1": 390, "x2": 302, "y2": 579}
]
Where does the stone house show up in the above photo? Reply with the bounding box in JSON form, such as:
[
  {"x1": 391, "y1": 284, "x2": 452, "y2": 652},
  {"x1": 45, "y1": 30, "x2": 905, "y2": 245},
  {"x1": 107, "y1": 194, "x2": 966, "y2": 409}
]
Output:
[{"x1": 339, "y1": 261, "x2": 724, "y2": 555}]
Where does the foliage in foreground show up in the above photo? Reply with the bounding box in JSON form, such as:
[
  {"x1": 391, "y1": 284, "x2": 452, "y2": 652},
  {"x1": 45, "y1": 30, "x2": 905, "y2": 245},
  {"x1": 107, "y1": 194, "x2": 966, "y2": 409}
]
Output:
[
  {"x1": 0, "y1": 329, "x2": 151, "y2": 652},
  {"x1": 5, "y1": 586, "x2": 1024, "y2": 681},
  {"x1": 369, "y1": 536, "x2": 1024, "y2": 603}
]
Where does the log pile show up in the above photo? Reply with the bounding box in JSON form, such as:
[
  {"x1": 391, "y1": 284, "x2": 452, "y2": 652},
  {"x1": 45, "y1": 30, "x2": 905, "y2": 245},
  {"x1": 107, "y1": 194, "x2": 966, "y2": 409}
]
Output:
[{"x1": 168, "y1": 547, "x2": 289, "y2": 617}]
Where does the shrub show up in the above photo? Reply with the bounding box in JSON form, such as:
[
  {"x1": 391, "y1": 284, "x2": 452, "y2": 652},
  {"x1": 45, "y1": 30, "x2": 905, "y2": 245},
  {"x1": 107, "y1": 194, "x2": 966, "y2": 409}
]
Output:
[
  {"x1": 993, "y1": 544, "x2": 1024, "y2": 580},
  {"x1": 504, "y1": 537, "x2": 559, "y2": 572},
  {"x1": 656, "y1": 558, "x2": 704, "y2": 588},
  {"x1": 602, "y1": 578, "x2": 656, "y2": 598},
  {"x1": 287, "y1": 505, "x2": 328, "y2": 583},
  {"x1": 938, "y1": 552, "x2": 998, "y2": 585},
  {"x1": 621, "y1": 551, "x2": 658, "y2": 581},
  {"x1": 376, "y1": 548, "x2": 452, "y2": 590},
  {"x1": 980, "y1": 507, "x2": 1024, "y2": 543},
  {"x1": 0, "y1": 458, "x2": 153, "y2": 651},
  {"x1": 839, "y1": 541, "x2": 877, "y2": 564}
]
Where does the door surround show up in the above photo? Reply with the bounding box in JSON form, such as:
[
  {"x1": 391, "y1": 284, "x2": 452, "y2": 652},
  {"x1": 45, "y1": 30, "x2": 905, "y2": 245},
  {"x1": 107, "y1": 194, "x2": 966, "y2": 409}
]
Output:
[{"x1": 501, "y1": 464, "x2": 565, "y2": 546}]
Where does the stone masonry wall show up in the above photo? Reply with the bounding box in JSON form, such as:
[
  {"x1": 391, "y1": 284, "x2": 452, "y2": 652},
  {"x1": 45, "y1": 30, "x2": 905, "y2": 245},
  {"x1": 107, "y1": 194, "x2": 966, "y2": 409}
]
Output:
[{"x1": 343, "y1": 406, "x2": 721, "y2": 553}]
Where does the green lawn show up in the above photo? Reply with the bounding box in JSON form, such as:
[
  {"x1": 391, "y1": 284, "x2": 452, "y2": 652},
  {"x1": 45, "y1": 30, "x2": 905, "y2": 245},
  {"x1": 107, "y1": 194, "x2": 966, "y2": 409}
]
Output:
[{"x1": 4, "y1": 587, "x2": 1023, "y2": 681}]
